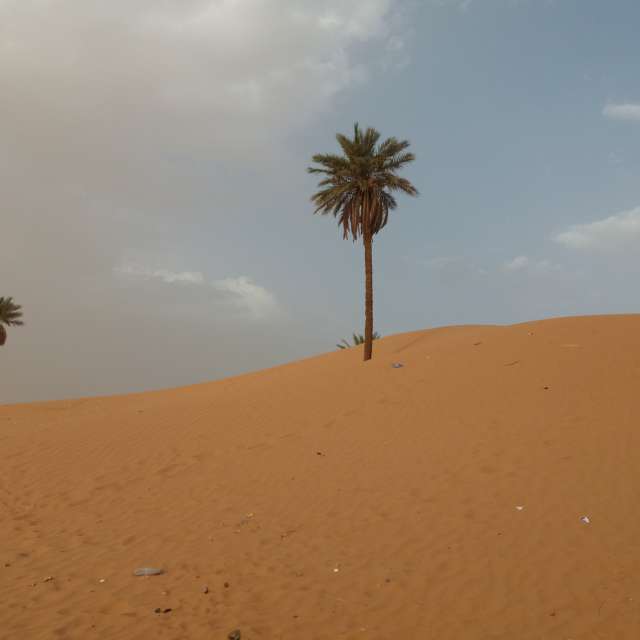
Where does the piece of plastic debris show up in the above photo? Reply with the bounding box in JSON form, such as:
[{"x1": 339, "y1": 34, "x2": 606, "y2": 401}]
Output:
[
  {"x1": 580, "y1": 515, "x2": 590, "y2": 524},
  {"x1": 134, "y1": 567, "x2": 164, "y2": 576},
  {"x1": 515, "y1": 505, "x2": 525, "y2": 511},
  {"x1": 391, "y1": 363, "x2": 404, "y2": 368}
]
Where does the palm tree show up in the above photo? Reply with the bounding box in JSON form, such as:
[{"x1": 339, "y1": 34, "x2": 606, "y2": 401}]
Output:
[
  {"x1": 0, "y1": 297, "x2": 24, "y2": 346},
  {"x1": 309, "y1": 123, "x2": 418, "y2": 361},
  {"x1": 337, "y1": 331, "x2": 381, "y2": 350}
]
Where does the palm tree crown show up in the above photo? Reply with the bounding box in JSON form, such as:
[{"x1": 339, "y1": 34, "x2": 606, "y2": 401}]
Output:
[
  {"x1": 308, "y1": 123, "x2": 418, "y2": 241},
  {"x1": 0, "y1": 297, "x2": 24, "y2": 346}
]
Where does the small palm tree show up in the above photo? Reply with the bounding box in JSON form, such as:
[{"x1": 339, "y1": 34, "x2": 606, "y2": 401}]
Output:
[
  {"x1": 309, "y1": 123, "x2": 418, "y2": 361},
  {"x1": 0, "y1": 297, "x2": 24, "y2": 346},
  {"x1": 337, "y1": 332, "x2": 381, "y2": 350}
]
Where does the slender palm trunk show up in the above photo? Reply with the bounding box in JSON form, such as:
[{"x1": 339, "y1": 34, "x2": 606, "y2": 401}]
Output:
[
  {"x1": 363, "y1": 229, "x2": 374, "y2": 361},
  {"x1": 0, "y1": 325, "x2": 6, "y2": 346}
]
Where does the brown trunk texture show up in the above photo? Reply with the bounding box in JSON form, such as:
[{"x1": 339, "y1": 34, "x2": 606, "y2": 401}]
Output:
[{"x1": 363, "y1": 231, "x2": 373, "y2": 361}]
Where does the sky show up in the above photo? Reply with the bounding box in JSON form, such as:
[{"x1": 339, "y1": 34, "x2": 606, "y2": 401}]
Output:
[{"x1": 2, "y1": 0, "x2": 640, "y2": 403}]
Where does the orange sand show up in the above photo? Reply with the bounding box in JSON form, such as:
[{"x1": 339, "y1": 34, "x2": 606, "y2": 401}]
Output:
[{"x1": 2, "y1": 314, "x2": 640, "y2": 639}]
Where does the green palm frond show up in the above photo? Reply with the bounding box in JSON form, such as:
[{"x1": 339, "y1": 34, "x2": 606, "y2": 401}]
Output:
[
  {"x1": 0, "y1": 297, "x2": 24, "y2": 346},
  {"x1": 0, "y1": 297, "x2": 23, "y2": 326},
  {"x1": 336, "y1": 332, "x2": 381, "y2": 349}
]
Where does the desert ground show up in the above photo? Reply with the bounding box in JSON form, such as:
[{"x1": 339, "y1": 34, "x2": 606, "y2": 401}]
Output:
[{"x1": 2, "y1": 314, "x2": 640, "y2": 639}]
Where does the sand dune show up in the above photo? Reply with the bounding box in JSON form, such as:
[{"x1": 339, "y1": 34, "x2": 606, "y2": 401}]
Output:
[{"x1": 2, "y1": 314, "x2": 640, "y2": 639}]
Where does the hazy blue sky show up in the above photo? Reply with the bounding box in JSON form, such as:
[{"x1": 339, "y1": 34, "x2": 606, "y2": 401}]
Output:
[{"x1": 2, "y1": 0, "x2": 640, "y2": 402}]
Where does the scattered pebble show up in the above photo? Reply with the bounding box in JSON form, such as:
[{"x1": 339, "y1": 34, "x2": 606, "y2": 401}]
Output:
[
  {"x1": 580, "y1": 515, "x2": 591, "y2": 524},
  {"x1": 98, "y1": 579, "x2": 106, "y2": 583},
  {"x1": 333, "y1": 567, "x2": 340, "y2": 573},
  {"x1": 316, "y1": 451, "x2": 324, "y2": 456},
  {"x1": 228, "y1": 630, "x2": 241, "y2": 640},
  {"x1": 515, "y1": 505, "x2": 525, "y2": 511},
  {"x1": 43, "y1": 576, "x2": 54, "y2": 582},
  {"x1": 224, "y1": 581, "x2": 230, "y2": 588},
  {"x1": 202, "y1": 585, "x2": 209, "y2": 594},
  {"x1": 391, "y1": 363, "x2": 404, "y2": 368},
  {"x1": 134, "y1": 567, "x2": 164, "y2": 577}
]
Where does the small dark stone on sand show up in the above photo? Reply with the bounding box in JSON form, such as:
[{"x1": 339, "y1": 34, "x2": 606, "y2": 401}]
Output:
[
  {"x1": 228, "y1": 630, "x2": 241, "y2": 640},
  {"x1": 224, "y1": 581, "x2": 230, "y2": 588},
  {"x1": 202, "y1": 585, "x2": 209, "y2": 594},
  {"x1": 163, "y1": 608, "x2": 172, "y2": 613},
  {"x1": 154, "y1": 608, "x2": 162, "y2": 614}
]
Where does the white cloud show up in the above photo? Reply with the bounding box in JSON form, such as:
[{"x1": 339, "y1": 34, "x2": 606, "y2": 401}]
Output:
[
  {"x1": 503, "y1": 256, "x2": 561, "y2": 275},
  {"x1": 116, "y1": 263, "x2": 205, "y2": 285},
  {"x1": 115, "y1": 262, "x2": 279, "y2": 320},
  {"x1": 504, "y1": 255, "x2": 529, "y2": 271},
  {"x1": 212, "y1": 276, "x2": 279, "y2": 320},
  {"x1": 602, "y1": 103, "x2": 640, "y2": 122},
  {"x1": 554, "y1": 206, "x2": 640, "y2": 252}
]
